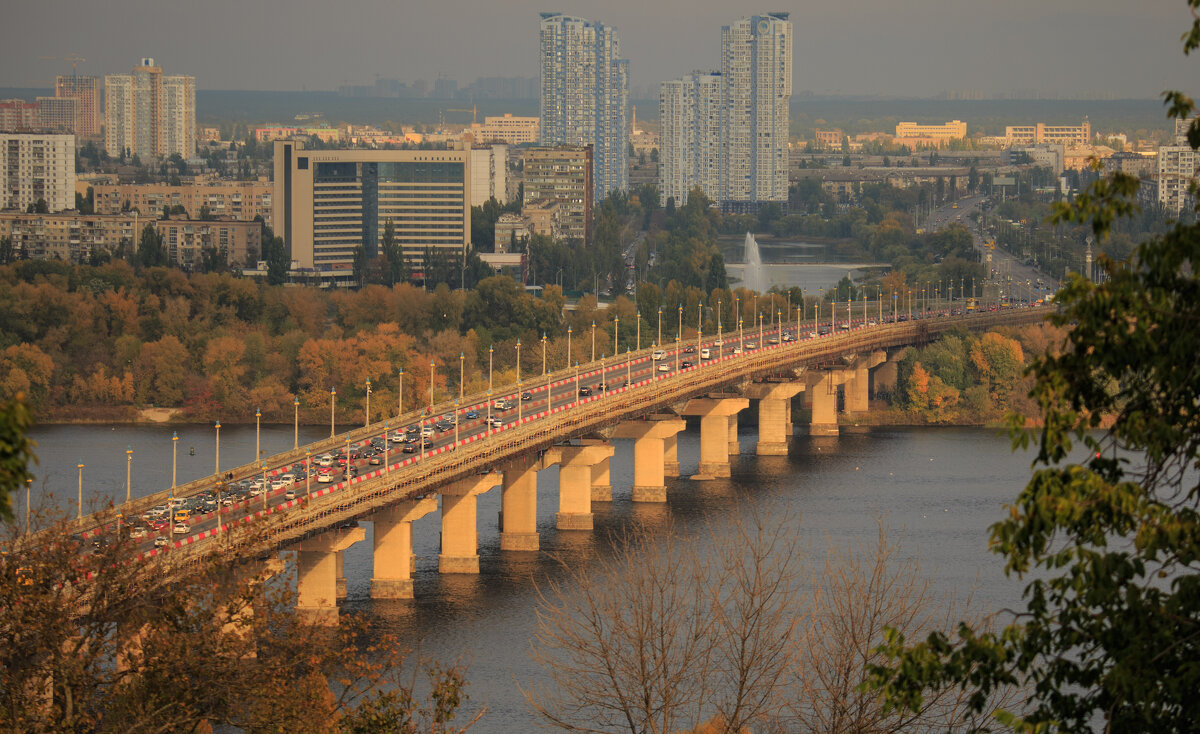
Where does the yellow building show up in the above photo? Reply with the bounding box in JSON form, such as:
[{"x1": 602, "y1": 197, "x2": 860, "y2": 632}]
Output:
[
  {"x1": 91, "y1": 181, "x2": 273, "y2": 226},
  {"x1": 894, "y1": 120, "x2": 967, "y2": 148},
  {"x1": 470, "y1": 114, "x2": 540, "y2": 145},
  {"x1": 1005, "y1": 119, "x2": 1091, "y2": 147}
]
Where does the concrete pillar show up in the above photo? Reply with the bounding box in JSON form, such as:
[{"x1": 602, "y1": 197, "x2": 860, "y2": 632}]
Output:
[
  {"x1": 682, "y1": 398, "x2": 750, "y2": 479},
  {"x1": 663, "y1": 433, "x2": 680, "y2": 477},
  {"x1": 844, "y1": 363, "x2": 870, "y2": 414},
  {"x1": 807, "y1": 372, "x2": 841, "y2": 437},
  {"x1": 728, "y1": 415, "x2": 740, "y2": 455},
  {"x1": 591, "y1": 454, "x2": 612, "y2": 502},
  {"x1": 438, "y1": 471, "x2": 501, "y2": 574},
  {"x1": 499, "y1": 456, "x2": 539, "y2": 551},
  {"x1": 746, "y1": 382, "x2": 805, "y2": 455},
  {"x1": 544, "y1": 442, "x2": 615, "y2": 530},
  {"x1": 371, "y1": 496, "x2": 436, "y2": 599},
  {"x1": 296, "y1": 525, "x2": 367, "y2": 625},
  {"x1": 612, "y1": 417, "x2": 687, "y2": 502},
  {"x1": 335, "y1": 550, "x2": 347, "y2": 600},
  {"x1": 873, "y1": 360, "x2": 899, "y2": 397}
]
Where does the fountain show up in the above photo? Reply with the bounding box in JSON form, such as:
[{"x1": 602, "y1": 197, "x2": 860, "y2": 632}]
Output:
[{"x1": 742, "y1": 232, "x2": 767, "y2": 292}]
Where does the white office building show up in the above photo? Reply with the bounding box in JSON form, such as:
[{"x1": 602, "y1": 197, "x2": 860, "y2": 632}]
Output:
[
  {"x1": 0, "y1": 133, "x2": 76, "y2": 213},
  {"x1": 538, "y1": 13, "x2": 629, "y2": 200}
]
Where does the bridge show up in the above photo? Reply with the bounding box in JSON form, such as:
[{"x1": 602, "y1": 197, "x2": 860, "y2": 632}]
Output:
[{"x1": 64, "y1": 307, "x2": 1048, "y2": 623}]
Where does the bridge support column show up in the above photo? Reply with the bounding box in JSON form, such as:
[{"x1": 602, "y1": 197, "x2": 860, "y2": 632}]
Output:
[
  {"x1": 545, "y1": 442, "x2": 615, "y2": 530},
  {"x1": 845, "y1": 352, "x2": 886, "y2": 415},
  {"x1": 591, "y1": 454, "x2": 612, "y2": 502},
  {"x1": 500, "y1": 456, "x2": 540, "y2": 551},
  {"x1": 745, "y1": 382, "x2": 805, "y2": 455},
  {"x1": 682, "y1": 398, "x2": 750, "y2": 479},
  {"x1": 613, "y1": 416, "x2": 687, "y2": 502},
  {"x1": 439, "y1": 472, "x2": 501, "y2": 574},
  {"x1": 663, "y1": 433, "x2": 680, "y2": 477},
  {"x1": 296, "y1": 525, "x2": 366, "y2": 625},
  {"x1": 728, "y1": 415, "x2": 740, "y2": 454},
  {"x1": 371, "y1": 496, "x2": 436, "y2": 599},
  {"x1": 335, "y1": 551, "x2": 347, "y2": 600},
  {"x1": 806, "y1": 372, "x2": 843, "y2": 436},
  {"x1": 871, "y1": 349, "x2": 903, "y2": 398}
]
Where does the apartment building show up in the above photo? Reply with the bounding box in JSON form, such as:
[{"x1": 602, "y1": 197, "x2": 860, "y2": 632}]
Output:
[
  {"x1": 469, "y1": 145, "x2": 509, "y2": 207},
  {"x1": 522, "y1": 146, "x2": 592, "y2": 244},
  {"x1": 105, "y1": 58, "x2": 196, "y2": 159},
  {"x1": 156, "y1": 217, "x2": 260, "y2": 269},
  {"x1": 539, "y1": 14, "x2": 629, "y2": 199},
  {"x1": 471, "y1": 114, "x2": 540, "y2": 145},
  {"x1": 1156, "y1": 116, "x2": 1199, "y2": 215},
  {"x1": 91, "y1": 181, "x2": 273, "y2": 226},
  {"x1": 1004, "y1": 119, "x2": 1091, "y2": 147},
  {"x1": 659, "y1": 71, "x2": 722, "y2": 206},
  {"x1": 0, "y1": 133, "x2": 76, "y2": 212},
  {"x1": 55, "y1": 75, "x2": 101, "y2": 138},
  {"x1": 0, "y1": 100, "x2": 40, "y2": 131},
  {"x1": 272, "y1": 140, "x2": 471, "y2": 277}
]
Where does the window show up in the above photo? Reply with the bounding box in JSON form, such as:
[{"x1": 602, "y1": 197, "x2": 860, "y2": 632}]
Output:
[{"x1": 297, "y1": 157, "x2": 309, "y2": 170}]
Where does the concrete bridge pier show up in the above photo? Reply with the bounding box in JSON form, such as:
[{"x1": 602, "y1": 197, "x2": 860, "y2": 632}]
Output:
[
  {"x1": 746, "y1": 381, "x2": 805, "y2": 455},
  {"x1": 296, "y1": 525, "x2": 367, "y2": 625},
  {"x1": 499, "y1": 456, "x2": 540, "y2": 551},
  {"x1": 663, "y1": 432, "x2": 680, "y2": 477},
  {"x1": 806, "y1": 372, "x2": 845, "y2": 437},
  {"x1": 612, "y1": 416, "x2": 687, "y2": 502},
  {"x1": 545, "y1": 442, "x2": 615, "y2": 530},
  {"x1": 872, "y1": 348, "x2": 905, "y2": 398},
  {"x1": 591, "y1": 454, "x2": 613, "y2": 502},
  {"x1": 371, "y1": 496, "x2": 436, "y2": 599},
  {"x1": 845, "y1": 352, "x2": 887, "y2": 415},
  {"x1": 439, "y1": 472, "x2": 501, "y2": 574},
  {"x1": 683, "y1": 398, "x2": 750, "y2": 479}
]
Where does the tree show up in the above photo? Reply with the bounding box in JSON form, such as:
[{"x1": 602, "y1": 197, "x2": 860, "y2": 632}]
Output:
[
  {"x1": 870, "y1": 7, "x2": 1200, "y2": 730},
  {"x1": 264, "y1": 234, "x2": 289, "y2": 286},
  {"x1": 136, "y1": 223, "x2": 167, "y2": 268},
  {"x1": 0, "y1": 395, "x2": 34, "y2": 521}
]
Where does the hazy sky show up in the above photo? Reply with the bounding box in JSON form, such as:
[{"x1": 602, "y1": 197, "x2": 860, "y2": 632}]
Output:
[{"x1": 3, "y1": 0, "x2": 1194, "y2": 98}]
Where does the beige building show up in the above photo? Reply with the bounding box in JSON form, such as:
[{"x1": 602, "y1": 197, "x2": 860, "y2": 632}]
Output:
[
  {"x1": 522, "y1": 200, "x2": 566, "y2": 240},
  {"x1": 1005, "y1": 119, "x2": 1091, "y2": 147},
  {"x1": 1156, "y1": 117, "x2": 1199, "y2": 215},
  {"x1": 814, "y1": 129, "x2": 844, "y2": 149},
  {"x1": 0, "y1": 133, "x2": 76, "y2": 212},
  {"x1": 105, "y1": 58, "x2": 196, "y2": 159},
  {"x1": 894, "y1": 120, "x2": 967, "y2": 147},
  {"x1": 35, "y1": 97, "x2": 77, "y2": 133},
  {"x1": 91, "y1": 181, "x2": 273, "y2": 226},
  {"x1": 494, "y1": 212, "x2": 532, "y2": 252},
  {"x1": 55, "y1": 75, "x2": 101, "y2": 138},
  {"x1": 470, "y1": 114, "x2": 540, "y2": 145},
  {"x1": 522, "y1": 146, "x2": 592, "y2": 244},
  {"x1": 469, "y1": 145, "x2": 509, "y2": 207},
  {"x1": 0, "y1": 99, "x2": 40, "y2": 130},
  {"x1": 0, "y1": 210, "x2": 257, "y2": 267},
  {"x1": 273, "y1": 141, "x2": 471, "y2": 279}
]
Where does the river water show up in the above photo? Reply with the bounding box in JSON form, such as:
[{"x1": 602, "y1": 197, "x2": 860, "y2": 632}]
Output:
[{"x1": 26, "y1": 422, "x2": 1035, "y2": 730}]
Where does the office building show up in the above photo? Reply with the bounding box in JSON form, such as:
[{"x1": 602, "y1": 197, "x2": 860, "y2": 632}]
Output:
[
  {"x1": 522, "y1": 146, "x2": 592, "y2": 244},
  {"x1": 105, "y1": 58, "x2": 196, "y2": 159},
  {"x1": 55, "y1": 75, "x2": 101, "y2": 138},
  {"x1": 471, "y1": 114, "x2": 540, "y2": 145},
  {"x1": 659, "y1": 71, "x2": 722, "y2": 205},
  {"x1": 1, "y1": 133, "x2": 76, "y2": 212},
  {"x1": 539, "y1": 13, "x2": 628, "y2": 199},
  {"x1": 272, "y1": 141, "x2": 471, "y2": 279},
  {"x1": 90, "y1": 180, "x2": 273, "y2": 226},
  {"x1": 720, "y1": 13, "x2": 792, "y2": 211},
  {"x1": 1004, "y1": 119, "x2": 1091, "y2": 147},
  {"x1": 894, "y1": 120, "x2": 968, "y2": 145}
]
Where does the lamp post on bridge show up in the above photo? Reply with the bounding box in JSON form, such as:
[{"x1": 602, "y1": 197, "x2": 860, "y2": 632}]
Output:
[
  {"x1": 305, "y1": 450, "x2": 311, "y2": 499},
  {"x1": 515, "y1": 339, "x2": 521, "y2": 422},
  {"x1": 398, "y1": 367, "x2": 404, "y2": 417},
  {"x1": 171, "y1": 431, "x2": 178, "y2": 500},
  {"x1": 365, "y1": 378, "x2": 371, "y2": 428},
  {"x1": 214, "y1": 420, "x2": 221, "y2": 476},
  {"x1": 718, "y1": 299, "x2": 724, "y2": 358},
  {"x1": 125, "y1": 445, "x2": 132, "y2": 505},
  {"x1": 614, "y1": 316, "x2": 620, "y2": 359},
  {"x1": 590, "y1": 322, "x2": 596, "y2": 364},
  {"x1": 677, "y1": 306, "x2": 683, "y2": 353},
  {"x1": 566, "y1": 326, "x2": 572, "y2": 372},
  {"x1": 698, "y1": 302, "x2": 704, "y2": 356},
  {"x1": 293, "y1": 397, "x2": 300, "y2": 450},
  {"x1": 487, "y1": 345, "x2": 494, "y2": 425},
  {"x1": 626, "y1": 346, "x2": 632, "y2": 387},
  {"x1": 329, "y1": 387, "x2": 336, "y2": 438},
  {"x1": 657, "y1": 307, "x2": 662, "y2": 347},
  {"x1": 255, "y1": 407, "x2": 261, "y2": 462},
  {"x1": 76, "y1": 463, "x2": 83, "y2": 521}
]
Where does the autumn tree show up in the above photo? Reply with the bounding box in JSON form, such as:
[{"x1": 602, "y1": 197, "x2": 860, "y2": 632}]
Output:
[{"x1": 870, "y1": 6, "x2": 1200, "y2": 730}]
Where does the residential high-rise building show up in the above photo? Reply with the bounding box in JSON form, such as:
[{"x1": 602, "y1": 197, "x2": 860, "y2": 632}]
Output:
[
  {"x1": 659, "y1": 72, "x2": 722, "y2": 206},
  {"x1": 1157, "y1": 116, "x2": 1198, "y2": 215},
  {"x1": 272, "y1": 141, "x2": 471, "y2": 283},
  {"x1": 0, "y1": 133, "x2": 76, "y2": 212},
  {"x1": 91, "y1": 180, "x2": 273, "y2": 225},
  {"x1": 468, "y1": 145, "x2": 509, "y2": 207},
  {"x1": 522, "y1": 146, "x2": 593, "y2": 244},
  {"x1": 0, "y1": 99, "x2": 40, "y2": 131},
  {"x1": 720, "y1": 13, "x2": 791, "y2": 211},
  {"x1": 105, "y1": 59, "x2": 196, "y2": 159},
  {"x1": 35, "y1": 97, "x2": 77, "y2": 133},
  {"x1": 55, "y1": 74, "x2": 101, "y2": 138},
  {"x1": 538, "y1": 13, "x2": 628, "y2": 200}
]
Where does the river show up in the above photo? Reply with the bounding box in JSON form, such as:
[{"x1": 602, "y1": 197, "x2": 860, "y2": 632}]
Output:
[{"x1": 26, "y1": 422, "x2": 1035, "y2": 730}]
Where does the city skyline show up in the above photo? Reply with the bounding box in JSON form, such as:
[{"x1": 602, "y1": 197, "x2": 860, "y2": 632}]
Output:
[{"x1": 1, "y1": 1, "x2": 1194, "y2": 99}]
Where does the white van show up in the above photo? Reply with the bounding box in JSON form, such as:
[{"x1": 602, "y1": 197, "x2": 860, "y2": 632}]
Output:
[
  {"x1": 700, "y1": 347, "x2": 711, "y2": 360},
  {"x1": 652, "y1": 349, "x2": 667, "y2": 361}
]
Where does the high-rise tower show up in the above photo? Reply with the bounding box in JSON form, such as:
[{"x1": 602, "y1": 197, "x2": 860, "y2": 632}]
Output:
[
  {"x1": 538, "y1": 13, "x2": 629, "y2": 201},
  {"x1": 105, "y1": 58, "x2": 195, "y2": 159},
  {"x1": 719, "y1": 13, "x2": 792, "y2": 211},
  {"x1": 659, "y1": 71, "x2": 722, "y2": 206}
]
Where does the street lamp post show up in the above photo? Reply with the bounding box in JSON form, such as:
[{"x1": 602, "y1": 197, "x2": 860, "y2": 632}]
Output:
[
  {"x1": 657, "y1": 307, "x2": 662, "y2": 346},
  {"x1": 429, "y1": 360, "x2": 436, "y2": 414},
  {"x1": 125, "y1": 445, "x2": 132, "y2": 505},
  {"x1": 171, "y1": 431, "x2": 178, "y2": 498},
  {"x1": 329, "y1": 387, "x2": 336, "y2": 438},
  {"x1": 698, "y1": 302, "x2": 704, "y2": 355},
  {"x1": 675, "y1": 333, "x2": 680, "y2": 373},
  {"x1": 574, "y1": 362, "x2": 580, "y2": 404},
  {"x1": 636, "y1": 314, "x2": 641, "y2": 351},
  {"x1": 293, "y1": 397, "x2": 300, "y2": 450},
  {"x1": 459, "y1": 352, "x2": 465, "y2": 407},
  {"x1": 214, "y1": 420, "x2": 221, "y2": 476},
  {"x1": 738, "y1": 318, "x2": 744, "y2": 352},
  {"x1": 365, "y1": 378, "x2": 371, "y2": 428},
  {"x1": 590, "y1": 322, "x2": 596, "y2": 363},
  {"x1": 677, "y1": 306, "x2": 683, "y2": 350},
  {"x1": 626, "y1": 347, "x2": 632, "y2": 386},
  {"x1": 540, "y1": 336, "x2": 546, "y2": 376},
  {"x1": 398, "y1": 368, "x2": 404, "y2": 417},
  {"x1": 263, "y1": 462, "x2": 269, "y2": 509},
  {"x1": 305, "y1": 450, "x2": 312, "y2": 498},
  {"x1": 566, "y1": 326, "x2": 572, "y2": 370},
  {"x1": 255, "y1": 407, "x2": 261, "y2": 461},
  {"x1": 614, "y1": 316, "x2": 620, "y2": 358},
  {"x1": 77, "y1": 463, "x2": 83, "y2": 521},
  {"x1": 487, "y1": 345, "x2": 494, "y2": 424}
]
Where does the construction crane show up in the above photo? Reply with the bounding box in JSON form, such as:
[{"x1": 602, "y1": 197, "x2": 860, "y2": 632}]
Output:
[
  {"x1": 38, "y1": 55, "x2": 87, "y2": 83},
  {"x1": 444, "y1": 104, "x2": 478, "y2": 126}
]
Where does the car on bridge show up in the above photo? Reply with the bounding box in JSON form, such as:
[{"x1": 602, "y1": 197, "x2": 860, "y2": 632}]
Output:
[
  {"x1": 680, "y1": 360, "x2": 693, "y2": 369},
  {"x1": 652, "y1": 349, "x2": 667, "y2": 360},
  {"x1": 465, "y1": 410, "x2": 479, "y2": 419},
  {"x1": 154, "y1": 535, "x2": 169, "y2": 548},
  {"x1": 521, "y1": 391, "x2": 533, "y2": 401},
  {"x1": 578, "y1": 385, "x2": 592, "y2": 396},
  {"x1": 486, "y1": 416, "x2": 504, "y2": 427},
  {"x1": 657, "y1": 363, "x2": 670, "y2": 372},
  {"x1": 420, "y1": 426, "x2": 435, "y2": 438},
  {"x1": 172, "y1": 522, "x2": 189, "y2": 535}
]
